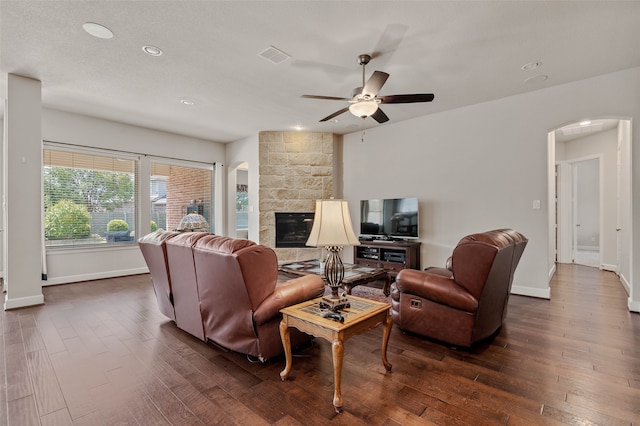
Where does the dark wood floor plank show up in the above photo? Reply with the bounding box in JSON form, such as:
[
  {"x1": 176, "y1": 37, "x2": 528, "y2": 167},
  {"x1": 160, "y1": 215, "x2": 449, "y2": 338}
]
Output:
[
  {"x1": 26, "y1": 349, "x2": 67, "y2": 416},
  {"x1": 4, "y1": 340, "x2": 33, "y2": 403},
  {"x1": 7, "y1": 394, "x2": 40, "y2": 426},
  {"x1": 135, "y1": 373, "x2": 203, "y2": 425},
  {"x1": 2, "y1": 264, "x2": 639, "y2": 425},
  {"x1": 39, "y1": 408, "x2": 73, "y2": 426}
]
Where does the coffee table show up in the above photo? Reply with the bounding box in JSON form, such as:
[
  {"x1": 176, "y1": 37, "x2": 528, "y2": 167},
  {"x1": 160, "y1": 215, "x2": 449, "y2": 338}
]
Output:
[
  {"x1": 279, "y1": 295, "x2": 392, "y2": 412},
  {"x1": 279, "y1": 259, "x2": 391, "y2": 296}
]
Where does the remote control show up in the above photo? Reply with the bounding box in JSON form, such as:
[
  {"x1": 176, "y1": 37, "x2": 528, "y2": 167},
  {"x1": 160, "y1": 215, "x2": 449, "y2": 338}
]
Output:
[{"x1": 323, "y1": 312, "x2": 344, "y2": 322}]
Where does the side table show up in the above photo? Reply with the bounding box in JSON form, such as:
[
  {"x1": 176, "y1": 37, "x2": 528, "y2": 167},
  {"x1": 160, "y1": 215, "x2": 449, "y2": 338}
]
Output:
[{"x1": 279, "y1": 296, "x2": 392, "y2": 412}]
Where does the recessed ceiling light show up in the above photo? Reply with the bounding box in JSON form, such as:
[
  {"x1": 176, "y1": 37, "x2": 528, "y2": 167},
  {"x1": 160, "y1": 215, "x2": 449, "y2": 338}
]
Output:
[
  {"x1": 82, "y1": 22, "x2": 114, "y2": 39},
  {"x1": 521, "y1": 61, "x2": 541, "y2": 71},
  {"x1": 524, "y1": 75, "x2": 548, "y2": 85},
  {"x1": 293, "y1": 125, "x2": 304, "y2": 131},
  {"x1": 180, "y1": 98, "x2": 195, "y2": 106},
  {"x1": 142, "y1": 45, "x2": 163, "y2": 56},
  {"x1": 579, "y1": 120, "x2": 592, "y2": 126}
]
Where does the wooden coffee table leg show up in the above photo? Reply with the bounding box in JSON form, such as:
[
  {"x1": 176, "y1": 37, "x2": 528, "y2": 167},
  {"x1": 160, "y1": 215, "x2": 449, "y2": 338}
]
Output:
[
  {"x1": 331, "y1": 338, "x2": 344, "y2": 412},
  {"x1": 279, "y1": 319, "x2": 292, "y2": 381},
  {"x1": 381, "y1": 310, "x2": 392, "y2": 372},
  {"x1": 383, "y1": 274, "x2": 391, "y2": 297}
]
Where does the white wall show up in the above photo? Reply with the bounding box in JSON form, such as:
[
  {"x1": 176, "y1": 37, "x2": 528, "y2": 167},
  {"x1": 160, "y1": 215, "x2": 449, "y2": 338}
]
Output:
[
  {"x1": 225, "y1": 134, "x2": 259, "y2": 242},
  {"x1": 4, "y1": 75, "x2": 45, "y2": 309},
  {"x1": 342, "y1": 67, "x2": 640, "y2": 307},
  {"x1": 40, "y1": 109, "x2": 225, "y2": 285}
]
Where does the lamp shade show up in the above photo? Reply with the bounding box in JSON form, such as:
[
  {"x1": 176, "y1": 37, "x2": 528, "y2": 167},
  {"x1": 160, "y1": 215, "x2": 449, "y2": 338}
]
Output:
[
  {"x1": 349, "y1": 100, "x2": 379, "y2": 118},
  {"x1": 177, "y1": 212, "x2": 209, "y2": 232},
  {"x1": 306, "y1": 199, "x2": 360, "y2": 247}
]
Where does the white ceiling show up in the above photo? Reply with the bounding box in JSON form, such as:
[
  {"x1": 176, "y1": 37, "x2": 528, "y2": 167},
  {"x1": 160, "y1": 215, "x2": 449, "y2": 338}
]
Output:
[{"x1": 2, "y1": 1, "x2": 639, "y2": 143}]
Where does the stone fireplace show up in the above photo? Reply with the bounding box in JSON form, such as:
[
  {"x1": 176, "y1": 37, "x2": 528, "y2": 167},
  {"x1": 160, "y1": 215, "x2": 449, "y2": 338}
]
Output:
[{"x1": 258, "y1": 131, "x2": 338, "y2": 263}]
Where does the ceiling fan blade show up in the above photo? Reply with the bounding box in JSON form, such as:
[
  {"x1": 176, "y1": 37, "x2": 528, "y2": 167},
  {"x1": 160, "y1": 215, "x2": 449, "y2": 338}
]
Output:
[
  {"x1": 320, "y1": 106, "x2": 350, "y2": 122},
  {"x1": 302, "y1": 95, "x2": 351, "y2": 101},
  {"x1": 362, "y1": 71, "x2": 389, "y2": 97},
  {"x1": 379, "y1": 93, "x2": 435, "y2": 104},
  {"x1": 371, "y1": 108, "x2": 389, "y2": 124},
  {"x1": 370, "y1": 24, "x2": 408, "y2": 66}
]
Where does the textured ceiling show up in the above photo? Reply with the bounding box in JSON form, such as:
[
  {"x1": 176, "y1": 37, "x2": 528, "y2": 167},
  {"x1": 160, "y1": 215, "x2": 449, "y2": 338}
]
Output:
[{"x1": 2, "y1": 1, "x2": 639, "y2": 143}]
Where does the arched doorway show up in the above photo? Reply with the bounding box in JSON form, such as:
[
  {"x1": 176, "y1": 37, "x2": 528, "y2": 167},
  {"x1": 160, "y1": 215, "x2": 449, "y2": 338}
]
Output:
[{"x1": 549, "y1": 118, "x2": 632, "y2": 296}]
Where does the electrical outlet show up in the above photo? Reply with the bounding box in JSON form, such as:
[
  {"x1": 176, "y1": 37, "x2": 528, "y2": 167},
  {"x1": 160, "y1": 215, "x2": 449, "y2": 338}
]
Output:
[{"x1": 533, "y1": 200, "x2": 541, "y2": 209}]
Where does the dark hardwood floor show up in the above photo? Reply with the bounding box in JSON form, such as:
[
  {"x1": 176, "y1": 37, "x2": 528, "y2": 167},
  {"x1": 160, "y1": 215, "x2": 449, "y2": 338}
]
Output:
[{"x1": 2, "y1": 263, "x2": 639, "y2": 425}]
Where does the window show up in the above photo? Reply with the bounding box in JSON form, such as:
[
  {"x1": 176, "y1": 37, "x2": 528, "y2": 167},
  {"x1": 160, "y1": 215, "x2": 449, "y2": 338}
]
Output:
[
  {"x1": 43, "y1": 146, "x2": 138, "y2": 247},
  {"x1": 150, "y1": 160, "x2": 214, "y2": 232}
]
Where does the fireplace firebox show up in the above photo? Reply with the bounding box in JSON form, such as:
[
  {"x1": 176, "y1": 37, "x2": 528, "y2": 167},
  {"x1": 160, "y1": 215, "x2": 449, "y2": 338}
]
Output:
[{"x1": 275, "y1": 212, "x2": 314, "y2": 248}]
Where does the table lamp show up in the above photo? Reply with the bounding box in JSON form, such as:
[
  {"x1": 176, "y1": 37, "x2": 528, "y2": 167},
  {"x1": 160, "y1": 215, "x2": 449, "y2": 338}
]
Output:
[
  {"x1": 177, "y1": 212, "x2": 209, "y2": 232},
  {"x1": 306, "y1": 199, "x2": 360, "y2": 311}
]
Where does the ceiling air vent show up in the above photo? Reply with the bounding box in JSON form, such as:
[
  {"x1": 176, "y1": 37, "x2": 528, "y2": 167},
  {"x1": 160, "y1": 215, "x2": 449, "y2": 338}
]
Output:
[{"x1": 258, "y1": 45, "x2": 291, "y2": 64}]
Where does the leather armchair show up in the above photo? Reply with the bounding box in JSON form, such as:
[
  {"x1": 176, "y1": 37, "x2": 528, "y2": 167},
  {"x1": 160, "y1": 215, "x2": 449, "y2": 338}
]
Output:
[{"x1": 391, "y1": 229, "x2": 527, "y2": 347}]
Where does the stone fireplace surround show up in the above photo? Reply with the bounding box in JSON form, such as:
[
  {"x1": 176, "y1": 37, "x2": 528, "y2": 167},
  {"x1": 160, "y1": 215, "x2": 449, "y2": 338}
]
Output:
[{"x1": 258, "y1": 131, "x2": 338, "y2": 264}]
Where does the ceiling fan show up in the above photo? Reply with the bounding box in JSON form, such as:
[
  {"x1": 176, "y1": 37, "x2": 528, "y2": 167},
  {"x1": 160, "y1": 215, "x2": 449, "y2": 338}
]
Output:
[{"x1": 302, "y1": 54, "x2": 434, "y2": 124}]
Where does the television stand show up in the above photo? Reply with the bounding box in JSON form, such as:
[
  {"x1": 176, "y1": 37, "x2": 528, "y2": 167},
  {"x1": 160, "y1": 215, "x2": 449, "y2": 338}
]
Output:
[{"x1": 354, "y1": 240, "x2": 421, "y2": 280}]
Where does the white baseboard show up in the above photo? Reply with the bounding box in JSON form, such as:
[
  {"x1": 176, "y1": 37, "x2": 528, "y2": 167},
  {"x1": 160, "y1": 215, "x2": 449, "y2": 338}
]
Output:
[
  {"x1": 4, "y1": 293, "x2": 45, "y2": 310},
  {"x1": 601, "y1": 263, "x2": 617, "y2": 272},
  {"x1": 628, "y1": 297, "x2": 640, "y2": 313},
  {"x1": 548, "y1": 264, "x2": 557, "y2": 281},
  {"x1": 511, "y1": 284, "x2": 551, "y2": 299},
  {"x1": 619, "y1": 272, "x2": 631, "y2": 295},
  {"x1": 43, "y1": 267, "x2": 149, "y2": 286}
]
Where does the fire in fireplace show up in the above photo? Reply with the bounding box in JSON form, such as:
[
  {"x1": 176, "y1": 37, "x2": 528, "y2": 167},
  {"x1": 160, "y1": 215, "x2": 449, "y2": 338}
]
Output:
[{"x1": 275, "y1": 212, "x2": 314, "y2": 248}]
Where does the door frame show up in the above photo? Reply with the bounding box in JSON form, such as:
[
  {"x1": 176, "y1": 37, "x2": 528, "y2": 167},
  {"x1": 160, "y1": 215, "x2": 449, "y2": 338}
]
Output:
[{"x1": 548, "y1": 118, "x2": 633, "y2": 301}]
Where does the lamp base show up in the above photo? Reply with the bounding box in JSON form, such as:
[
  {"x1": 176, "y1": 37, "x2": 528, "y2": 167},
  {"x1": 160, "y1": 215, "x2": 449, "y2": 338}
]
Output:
[{"x1": 319, "y1": 294, "x2": 350, "y2": 312}]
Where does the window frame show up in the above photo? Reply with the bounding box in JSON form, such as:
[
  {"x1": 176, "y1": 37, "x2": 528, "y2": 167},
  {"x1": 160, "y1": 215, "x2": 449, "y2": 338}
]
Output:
[
  {"x1": 43, "y1": 142, "x2": 140, "y2": 250},
  {"x1": 146, "y1": 156, "x2": 216, "y2": 235},
  {"x1": 43, "y1": 142, "x2": 218, "y2": 251}
]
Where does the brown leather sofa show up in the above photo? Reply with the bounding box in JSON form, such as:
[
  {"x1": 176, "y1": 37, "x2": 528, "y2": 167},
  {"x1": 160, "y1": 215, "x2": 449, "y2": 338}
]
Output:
[
  {"x1": 139, "y1": 230, "x2": 325, "y2": 361},
  {"x1": 391, "y1": 229, "x2": 527, "y2": 347}
]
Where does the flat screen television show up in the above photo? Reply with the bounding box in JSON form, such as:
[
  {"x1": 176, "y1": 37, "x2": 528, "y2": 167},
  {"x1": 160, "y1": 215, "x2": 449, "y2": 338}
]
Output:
[{"x1": 359, "y1": 197, "x2": 419, "y2": 240}]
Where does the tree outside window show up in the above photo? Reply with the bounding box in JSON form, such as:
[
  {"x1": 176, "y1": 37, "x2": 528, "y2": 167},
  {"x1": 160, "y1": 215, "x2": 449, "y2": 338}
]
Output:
[{"x1": 43, "y1": 148, "x2": 137, "y2": 246}]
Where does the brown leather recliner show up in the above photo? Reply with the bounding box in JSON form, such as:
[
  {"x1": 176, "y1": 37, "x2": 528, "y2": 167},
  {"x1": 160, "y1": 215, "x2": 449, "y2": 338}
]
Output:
[
  {"x1": 137, "y1": 230, "x2": 181, "y2": 320},
  {"x1": 192, "y1": 234, "x2": 324, "y2": 361},
  {"x1": 165, "y1": 231, "x2": 211, "y2": 341},
  {"x1": 391, "y1": 229, "x2": 527, "y2": 347}
]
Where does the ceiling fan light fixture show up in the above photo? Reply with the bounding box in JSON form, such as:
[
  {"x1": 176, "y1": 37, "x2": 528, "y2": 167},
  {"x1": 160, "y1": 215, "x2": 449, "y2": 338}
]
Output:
[{"x1": 349, "y1": 100, "x2": 378, "y2": 118}]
